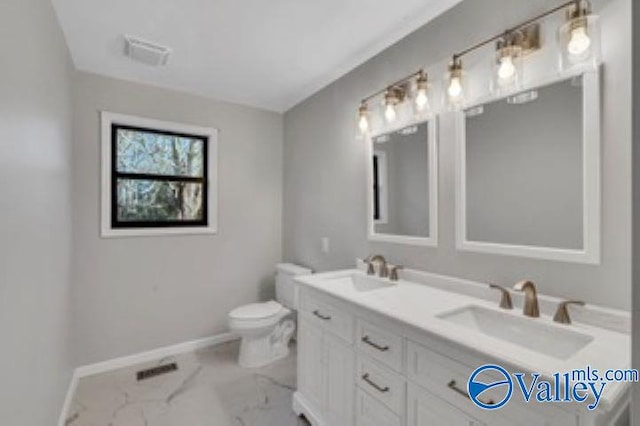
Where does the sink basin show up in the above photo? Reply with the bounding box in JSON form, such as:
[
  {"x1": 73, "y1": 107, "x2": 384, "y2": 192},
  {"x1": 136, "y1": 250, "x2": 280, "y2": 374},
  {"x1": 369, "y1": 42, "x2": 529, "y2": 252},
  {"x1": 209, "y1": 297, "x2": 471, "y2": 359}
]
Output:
[
  {"x1": 437, "y1": 305, "x2": 594, "y2": 360},
  {"x1": 323, "y1": 273, "x2": 396, "y2": 293}
]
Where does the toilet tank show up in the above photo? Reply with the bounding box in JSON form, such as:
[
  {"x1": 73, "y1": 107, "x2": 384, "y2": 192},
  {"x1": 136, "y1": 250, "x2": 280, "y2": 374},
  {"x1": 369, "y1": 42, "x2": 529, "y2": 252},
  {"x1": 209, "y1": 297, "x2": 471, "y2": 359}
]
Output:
[{"x1": 275, "y1": 263, "x2": 312, "y2": 309}]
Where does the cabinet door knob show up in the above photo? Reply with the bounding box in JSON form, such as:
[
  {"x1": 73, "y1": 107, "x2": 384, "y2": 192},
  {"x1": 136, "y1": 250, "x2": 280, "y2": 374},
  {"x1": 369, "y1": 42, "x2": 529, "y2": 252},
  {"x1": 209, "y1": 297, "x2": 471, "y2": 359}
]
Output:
[
  {"x1": 362, "y1": 373, "x2": 390, "y2": 393},
  {"x1": 361, "y1": 335, "x2": 390, "y2": 352},
  {"x1": 312, "y1": 310, "x2": 331, "y2": 321}
]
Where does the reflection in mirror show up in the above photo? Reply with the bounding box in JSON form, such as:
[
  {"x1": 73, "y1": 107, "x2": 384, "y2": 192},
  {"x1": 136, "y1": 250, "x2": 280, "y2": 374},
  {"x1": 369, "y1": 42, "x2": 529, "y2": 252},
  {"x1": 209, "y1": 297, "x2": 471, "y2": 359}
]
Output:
[
  {"x1": 457, "y1": 72, "x2": 601, "y2": 263},
  {"x1": 369, "y1": 120, "x2": 437, "y2": 245},
  {"x1": 467, "y1": 77, "x2": 583, "y2": 248}
]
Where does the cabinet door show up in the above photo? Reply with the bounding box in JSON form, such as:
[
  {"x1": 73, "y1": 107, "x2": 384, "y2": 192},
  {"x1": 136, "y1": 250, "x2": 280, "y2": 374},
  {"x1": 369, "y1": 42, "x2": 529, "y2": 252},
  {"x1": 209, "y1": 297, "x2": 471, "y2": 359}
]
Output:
[
  {"x1": 325, "y1": 333, "x2": 355, "y2": 426},
  {"x1": 298, "y1": 318, "x2": 325, "y2": 411},
  {"x1": 407, "y1": 384, "x2": 483, "y2": 426},
  {"x1": 356, "y1": 388, "x2": 401, "y2": 426}
]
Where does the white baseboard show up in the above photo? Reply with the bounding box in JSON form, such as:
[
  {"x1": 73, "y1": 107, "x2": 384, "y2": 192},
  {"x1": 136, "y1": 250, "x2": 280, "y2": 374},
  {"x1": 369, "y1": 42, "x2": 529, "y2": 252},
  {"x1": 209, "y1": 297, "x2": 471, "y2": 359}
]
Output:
[
  {"x1": 57, "y1": 371, "x2": 80, "y2": 426},
  {"x1": 58, "y1": 332, "x2": 238, "y2": 425},
  {"x1": 293, "y1": 391, "x2": 324, "y2": 426},
  {"x1": 75, "y1": 332, "x2": 238, "y2": 378}
]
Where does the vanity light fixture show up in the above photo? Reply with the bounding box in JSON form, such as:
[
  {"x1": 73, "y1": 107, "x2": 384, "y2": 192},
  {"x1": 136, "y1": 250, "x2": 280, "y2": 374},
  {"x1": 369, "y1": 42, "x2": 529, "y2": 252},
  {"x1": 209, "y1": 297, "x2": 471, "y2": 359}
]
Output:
[
  {"x1": 414, "y1": 70, "x2": 430, "y2": 113},
  {"x1": 507, "y1": 90, "x2": 539, "y2": 105},
  {"x1": 446, "y1": 57, "x2": 465, "y2": 109},
  {"x1": 355, "y1": 0, "x2": 601, "y2": 137},
  {"x1": 358, "y1": 102, "x2": 370, "y2": 134},
  {"x1": 399, "y1": 125, "x2": 419, "y2": 136},
  {"x1": 494, "y1": 32, "x2": 524, "y2": 92},
  {"x1": 465, "y1": 105, "x2": 485, "y2": 118},
  {"x1": 356, "y1": 69, "x2": 422, "y2": 136},
  {"x1": 558, "y1": 0, "x2": 600, "y2": 71},
  {"x1": 375, "y1": 134, "x2": 390, "y2": 144},
  {"x1": 384, "y1": 87, "x2": 404, "y2": 123}
]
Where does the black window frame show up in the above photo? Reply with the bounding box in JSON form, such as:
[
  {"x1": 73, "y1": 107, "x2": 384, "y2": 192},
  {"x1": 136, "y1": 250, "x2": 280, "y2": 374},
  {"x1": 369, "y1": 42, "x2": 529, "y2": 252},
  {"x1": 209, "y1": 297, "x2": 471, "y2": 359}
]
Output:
[{"x1": 111, "y1": 123, "x2": 209, "y2": 229}]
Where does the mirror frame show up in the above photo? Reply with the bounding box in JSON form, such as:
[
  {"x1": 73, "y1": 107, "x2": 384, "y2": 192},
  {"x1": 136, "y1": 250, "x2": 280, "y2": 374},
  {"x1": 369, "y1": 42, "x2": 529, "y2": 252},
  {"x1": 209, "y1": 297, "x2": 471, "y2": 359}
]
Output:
[
  {"x1": 455, "y1": 69, "x2": 601, "y2": 264},
  {"x1": 367, "y1": 117, "x2": 439, "y2": 247}
]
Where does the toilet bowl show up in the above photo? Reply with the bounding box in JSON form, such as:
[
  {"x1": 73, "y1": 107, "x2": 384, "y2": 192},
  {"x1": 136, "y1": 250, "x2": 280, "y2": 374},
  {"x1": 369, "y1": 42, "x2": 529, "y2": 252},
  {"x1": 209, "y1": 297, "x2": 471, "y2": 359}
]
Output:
[{"x1": 228, "y1": 263, "x2": 312, "y2": 368}]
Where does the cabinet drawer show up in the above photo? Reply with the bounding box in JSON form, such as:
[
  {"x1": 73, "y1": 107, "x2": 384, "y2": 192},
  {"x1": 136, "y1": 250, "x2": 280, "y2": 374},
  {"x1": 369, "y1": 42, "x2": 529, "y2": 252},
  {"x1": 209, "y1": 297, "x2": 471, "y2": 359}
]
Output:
[
  {"x1": 356, "y1": 388, "x2": 401, "y2": 426},
  {"x1": 357, "y1": 356, "x2": 405, "y2": 415},
  {"x1": 356, "y1": 319, "x2": 404, "y2": 373},
  {"x1": 407, "y1": 383, "x2": 485, "y2": 426},
  {"x1": 407, "y1": 340, "x2": 474, "y2": 405},
  {"x1": 300, "y1": 291, "x2": 354, "y2": 343},
  {"x1": 407, "y1": 340, "x2": 576, "y2": 426}
]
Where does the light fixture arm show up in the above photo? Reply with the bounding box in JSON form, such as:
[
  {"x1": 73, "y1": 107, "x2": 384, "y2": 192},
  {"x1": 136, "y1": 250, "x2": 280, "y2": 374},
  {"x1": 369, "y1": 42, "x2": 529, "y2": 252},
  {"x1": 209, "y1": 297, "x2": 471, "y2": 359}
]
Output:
[
  {"x1": 360, "y1": 69, "x2": 423, "y2": 105},
  {"x1": 452, "y1": 0, "x2": 578, "y2": 60},
  {"x1": 360, "y1": 0, "x2": 582, "y2": 105}
]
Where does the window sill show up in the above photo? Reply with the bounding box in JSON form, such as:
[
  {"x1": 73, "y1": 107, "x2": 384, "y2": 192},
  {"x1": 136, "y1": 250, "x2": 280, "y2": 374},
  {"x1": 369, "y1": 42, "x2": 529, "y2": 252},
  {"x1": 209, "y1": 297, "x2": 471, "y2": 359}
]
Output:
[{"x1": 101, "y1": 226, "x2": 217, "y2": 238}]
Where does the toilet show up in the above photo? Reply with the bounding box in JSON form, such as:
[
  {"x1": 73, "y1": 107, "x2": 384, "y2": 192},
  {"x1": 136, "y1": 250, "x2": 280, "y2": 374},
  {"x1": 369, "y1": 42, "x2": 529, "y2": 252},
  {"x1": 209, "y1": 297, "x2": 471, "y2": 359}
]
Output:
[{"x1": 228, "y1": 263, "x2": 312, "y2": 368}]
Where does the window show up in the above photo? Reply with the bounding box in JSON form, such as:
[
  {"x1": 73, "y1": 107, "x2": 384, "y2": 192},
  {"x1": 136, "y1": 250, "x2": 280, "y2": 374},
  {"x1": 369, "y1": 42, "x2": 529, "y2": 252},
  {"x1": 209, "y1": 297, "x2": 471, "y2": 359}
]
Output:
[{"x1": 101, "y1": 112, "x2": 218, "y2": 237}]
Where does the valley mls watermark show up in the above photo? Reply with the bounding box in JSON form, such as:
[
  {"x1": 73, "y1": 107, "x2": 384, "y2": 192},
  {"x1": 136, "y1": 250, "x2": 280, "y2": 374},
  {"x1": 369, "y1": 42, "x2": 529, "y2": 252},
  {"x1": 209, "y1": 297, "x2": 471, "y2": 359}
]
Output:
[{"x1": 467, "y1": 364, "x2": 638, "y2": 411}]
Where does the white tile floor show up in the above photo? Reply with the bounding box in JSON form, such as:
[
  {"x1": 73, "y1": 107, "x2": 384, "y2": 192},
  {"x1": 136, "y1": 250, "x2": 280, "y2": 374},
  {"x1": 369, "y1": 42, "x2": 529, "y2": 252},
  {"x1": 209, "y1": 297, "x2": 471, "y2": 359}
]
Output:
[{"x1": 65, "y1": 340, "x2": 309, "y2": 426}]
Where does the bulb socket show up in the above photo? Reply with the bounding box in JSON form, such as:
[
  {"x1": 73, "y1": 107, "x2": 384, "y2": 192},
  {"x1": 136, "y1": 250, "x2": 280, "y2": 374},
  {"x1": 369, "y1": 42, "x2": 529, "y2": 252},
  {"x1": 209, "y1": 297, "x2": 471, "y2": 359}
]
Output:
[
  {"x1": 449, "y1": 57, "x2": 463, "y2": 75},
  {"x1": 358, "y1": 102, "x2": 368, "y2": 116},
  {"x1": 416, "y1": 70, "x2": 429, "y2": 91},
  {"x1": 384, "y1": 87, "x2": 403, "y2": 106},
  {"x1": 567, "y1": 0, "x2": 591, "y2": 20}
]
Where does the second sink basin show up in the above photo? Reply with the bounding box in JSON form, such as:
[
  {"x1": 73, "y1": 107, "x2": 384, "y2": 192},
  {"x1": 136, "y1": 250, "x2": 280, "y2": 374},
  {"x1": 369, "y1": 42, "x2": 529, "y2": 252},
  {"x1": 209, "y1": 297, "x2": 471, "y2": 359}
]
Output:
[{"x1": 437, "y1": 305, "x2": 594, "y2": 360}]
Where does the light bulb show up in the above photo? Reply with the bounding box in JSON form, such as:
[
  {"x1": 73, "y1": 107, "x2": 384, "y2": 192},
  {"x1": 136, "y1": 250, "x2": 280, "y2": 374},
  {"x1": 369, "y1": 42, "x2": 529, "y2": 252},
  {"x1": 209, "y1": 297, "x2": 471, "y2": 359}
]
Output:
[
  {"x1": 497, "y1": 55, "x2": 516, "y2": 81},
  {"x1": 414, "y1": 70, "x2": 429, "y2": 112},
  {"x1": 415, "y1": 88, "x2": 429, "y2": 111},
  {"x1": 358, "y1": 102, "x2": 369, "y2": 134},
  {"x1": 448, "y1": 76, "x2": 463, "y2": 99},
  {"x1": 568, "y1": 25, "x2": 591, "y2": 56},
  {"x1": 358, "y1": 115, "x2": 368, "y2": 133},
  {"x1": 385, "y1": 103, "x2": 397, "y2": 123}
]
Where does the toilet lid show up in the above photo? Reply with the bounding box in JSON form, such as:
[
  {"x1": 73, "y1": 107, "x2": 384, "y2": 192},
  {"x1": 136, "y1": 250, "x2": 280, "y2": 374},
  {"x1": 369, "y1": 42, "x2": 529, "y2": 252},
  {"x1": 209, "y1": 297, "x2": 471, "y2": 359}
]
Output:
[{"x1": 229, "y1": 301, "x2": 283, "y2": 320}]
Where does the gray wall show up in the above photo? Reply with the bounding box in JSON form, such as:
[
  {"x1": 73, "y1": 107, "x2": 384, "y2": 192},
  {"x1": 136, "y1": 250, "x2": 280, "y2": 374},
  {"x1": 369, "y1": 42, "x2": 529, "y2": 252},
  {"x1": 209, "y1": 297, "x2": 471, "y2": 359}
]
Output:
[
  {"x1": 0, "y1": 0, "x2": 74, "y2": 423},
  {"x1": 466, "y1": 78, "x2": 583, "y2": 249},
  {"x1": 283, "y1": 0, "x2": 632, "y2": 310},
  {"x1": 72, "y1": 72, "x2": 283, "y2": 365}
]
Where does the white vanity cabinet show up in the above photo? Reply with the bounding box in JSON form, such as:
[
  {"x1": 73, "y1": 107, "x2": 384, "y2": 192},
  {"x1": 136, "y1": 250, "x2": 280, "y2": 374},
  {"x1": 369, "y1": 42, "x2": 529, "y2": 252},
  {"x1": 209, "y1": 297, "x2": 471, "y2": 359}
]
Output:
[
  {"x1": 296, "y1": 289, "x2": 356, "y2": 426},
  {"x1": 294, "y1": 286, "x2": 611, "y2": 426}
]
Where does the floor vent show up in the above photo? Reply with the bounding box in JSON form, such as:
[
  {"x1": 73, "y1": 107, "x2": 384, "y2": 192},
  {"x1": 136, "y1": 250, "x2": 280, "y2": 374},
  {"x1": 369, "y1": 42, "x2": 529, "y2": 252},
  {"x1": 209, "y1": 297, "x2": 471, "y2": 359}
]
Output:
[{"x1": 136, "y1": 362, "x2": 178, "y2": 381}]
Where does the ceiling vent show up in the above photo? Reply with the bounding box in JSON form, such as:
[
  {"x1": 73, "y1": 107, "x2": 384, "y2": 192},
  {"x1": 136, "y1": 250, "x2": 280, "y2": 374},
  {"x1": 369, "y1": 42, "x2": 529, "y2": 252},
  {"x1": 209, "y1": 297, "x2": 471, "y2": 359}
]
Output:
[{"x1": 124, "y1": 35, "x2": 171, "y2": 66}]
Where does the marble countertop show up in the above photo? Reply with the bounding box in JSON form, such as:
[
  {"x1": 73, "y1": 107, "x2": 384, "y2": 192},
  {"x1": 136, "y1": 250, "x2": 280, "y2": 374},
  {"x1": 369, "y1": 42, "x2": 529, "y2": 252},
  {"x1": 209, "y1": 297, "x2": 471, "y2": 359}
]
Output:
[{"x1": 295, "y1": 267, "x2": 631, "y2": 412}]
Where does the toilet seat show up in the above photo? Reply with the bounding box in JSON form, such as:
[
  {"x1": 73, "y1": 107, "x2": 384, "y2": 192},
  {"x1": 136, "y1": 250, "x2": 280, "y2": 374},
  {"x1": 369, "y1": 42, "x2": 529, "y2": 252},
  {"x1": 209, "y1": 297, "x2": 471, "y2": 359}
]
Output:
[
  {"x1": 229, "y1": 301, "x2": 283, "y2": 320},
  {"x1": 228, "y1": 301, "x2": 290, "y2": 330}
]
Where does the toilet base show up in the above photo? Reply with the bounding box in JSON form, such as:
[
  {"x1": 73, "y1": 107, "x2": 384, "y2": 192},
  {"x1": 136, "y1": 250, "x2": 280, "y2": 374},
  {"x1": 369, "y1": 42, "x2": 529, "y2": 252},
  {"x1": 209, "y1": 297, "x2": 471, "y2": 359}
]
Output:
[{"x1": 237, "y1": 319, "x2": 295, "y2": 368}]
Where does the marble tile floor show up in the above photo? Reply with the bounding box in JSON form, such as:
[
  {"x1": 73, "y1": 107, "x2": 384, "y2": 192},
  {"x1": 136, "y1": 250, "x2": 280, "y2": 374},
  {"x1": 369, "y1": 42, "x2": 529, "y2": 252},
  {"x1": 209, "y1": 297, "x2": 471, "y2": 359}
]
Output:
[{"x1": 65, "y1": 340, "x2": 310, "y2": 426}]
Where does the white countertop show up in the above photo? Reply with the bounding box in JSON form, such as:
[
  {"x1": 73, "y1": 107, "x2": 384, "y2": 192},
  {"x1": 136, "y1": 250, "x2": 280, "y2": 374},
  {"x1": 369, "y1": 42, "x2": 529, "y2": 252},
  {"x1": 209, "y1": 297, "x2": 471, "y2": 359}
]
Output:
[{"x1": 295, "y1": 268, "x2": 631, "y2": 411}]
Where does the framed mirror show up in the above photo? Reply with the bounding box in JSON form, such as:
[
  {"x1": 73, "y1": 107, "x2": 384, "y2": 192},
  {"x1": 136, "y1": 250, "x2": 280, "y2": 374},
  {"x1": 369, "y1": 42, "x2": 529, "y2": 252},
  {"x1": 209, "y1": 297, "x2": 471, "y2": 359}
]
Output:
[
  {"x1": 367, "y1": 118, "x2": 438, "y2": 246},
  {"x1": 455, "y1": 71, "x2": 600, "y2": 263}
]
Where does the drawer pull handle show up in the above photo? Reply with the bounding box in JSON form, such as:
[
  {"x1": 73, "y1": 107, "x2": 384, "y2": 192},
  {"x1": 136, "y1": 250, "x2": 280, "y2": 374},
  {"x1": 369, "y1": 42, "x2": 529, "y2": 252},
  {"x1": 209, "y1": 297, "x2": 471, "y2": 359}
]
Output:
[
  {"x1": 447, "y1": 380, "x2": 495, "y2": 405},
  {"x1": 313, "y1": 310, "x2": 331, "y2": 321},
  {"x1": 361, "y1": 335, "x2": 390, "y2": 352},
  {"x1": 362, "y1": 373, "x2": 390, "y2": 393}
]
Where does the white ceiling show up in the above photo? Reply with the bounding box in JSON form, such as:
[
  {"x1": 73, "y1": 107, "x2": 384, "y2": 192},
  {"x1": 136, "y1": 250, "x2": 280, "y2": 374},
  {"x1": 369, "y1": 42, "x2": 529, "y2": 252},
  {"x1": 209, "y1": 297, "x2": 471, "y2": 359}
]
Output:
[{"x1": 51, "y1": 0, "x2": 462, "y2": 112}]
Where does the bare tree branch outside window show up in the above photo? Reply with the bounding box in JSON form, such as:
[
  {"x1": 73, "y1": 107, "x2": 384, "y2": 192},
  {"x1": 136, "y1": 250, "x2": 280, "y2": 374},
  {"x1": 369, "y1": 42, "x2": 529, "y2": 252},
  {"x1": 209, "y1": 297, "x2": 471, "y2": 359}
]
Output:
[{"x1": 111, "y1": 124, "x2": 208, "y2": 228}]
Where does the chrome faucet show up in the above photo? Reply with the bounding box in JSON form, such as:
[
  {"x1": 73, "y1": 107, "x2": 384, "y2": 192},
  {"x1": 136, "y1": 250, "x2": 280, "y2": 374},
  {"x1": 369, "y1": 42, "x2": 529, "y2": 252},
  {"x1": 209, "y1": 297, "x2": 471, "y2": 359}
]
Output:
[
  {"x1": 513, "y1": 280, "x2": 540, "y2": 318},
  {"x1": 365, "y1": 255, "x2": 389, "y2": 278},
  {"x1": 489, "y1": 284, "x2": 513, "y2": 310}
]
